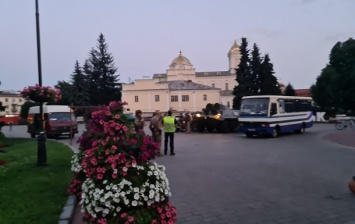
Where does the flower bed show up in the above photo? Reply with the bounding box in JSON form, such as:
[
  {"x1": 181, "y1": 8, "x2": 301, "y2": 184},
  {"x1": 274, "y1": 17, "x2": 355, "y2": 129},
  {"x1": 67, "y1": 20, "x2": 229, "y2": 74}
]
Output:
[
  {"x1": 20, "y1": 84, "x2": 61, "y2": 103},
  {"x1": 68, "y1": 101, "x2": 177, "y2": 224}
]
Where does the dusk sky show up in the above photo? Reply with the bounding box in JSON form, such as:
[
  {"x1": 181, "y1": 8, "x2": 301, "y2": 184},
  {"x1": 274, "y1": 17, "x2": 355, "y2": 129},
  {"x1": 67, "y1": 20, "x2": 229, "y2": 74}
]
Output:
[{"x1": 0, "y1": 0, "x2": 354, "y2": 91}]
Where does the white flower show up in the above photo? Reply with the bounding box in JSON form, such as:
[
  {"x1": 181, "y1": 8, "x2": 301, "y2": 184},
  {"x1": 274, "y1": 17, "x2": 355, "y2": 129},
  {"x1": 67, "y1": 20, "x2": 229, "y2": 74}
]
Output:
[{"x1": 132, "y1": 200, "x2": 138, "y2": 206}]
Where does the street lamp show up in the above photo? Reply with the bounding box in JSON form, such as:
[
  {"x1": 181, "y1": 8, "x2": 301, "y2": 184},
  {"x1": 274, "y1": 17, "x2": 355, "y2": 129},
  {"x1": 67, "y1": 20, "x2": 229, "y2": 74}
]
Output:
[{"x1": 35, "y1": 0, "x2": 47, "y2": 166}]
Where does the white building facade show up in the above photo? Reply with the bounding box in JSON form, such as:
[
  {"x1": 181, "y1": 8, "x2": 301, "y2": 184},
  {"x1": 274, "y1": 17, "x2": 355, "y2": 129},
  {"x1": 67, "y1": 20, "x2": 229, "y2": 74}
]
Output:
[
  {"x1": 0, "y1": 91, "x2": 24, "y2": 116},
  {"x1": 122, "y1": 41, "x2": 241, "y2": 113}
]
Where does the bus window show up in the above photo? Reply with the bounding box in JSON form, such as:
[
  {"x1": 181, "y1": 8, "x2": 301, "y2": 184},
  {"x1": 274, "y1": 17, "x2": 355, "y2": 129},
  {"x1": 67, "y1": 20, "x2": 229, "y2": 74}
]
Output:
[
  {"x1": 270, "y1": 103, "x2": 277, "y2": 115},
  {"x1": 278, "y1": 100, "x2": 285, "y2": 113}
]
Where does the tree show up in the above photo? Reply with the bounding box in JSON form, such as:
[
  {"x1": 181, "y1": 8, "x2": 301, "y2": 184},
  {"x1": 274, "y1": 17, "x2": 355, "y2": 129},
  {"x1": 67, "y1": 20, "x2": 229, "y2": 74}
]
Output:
[
  {"x1": 311, "y1": 66, "x2": 340, "y2": 111},
  {"x1": 259, "y1": 54, "x2": 281, "y2": 95},
  {"x1": 86, "y1": 33, "x2": 121, "y2": 105},
  {"x1": 54, "y1": 80, "x2": 73, "y2": 105},
  {"x1": 20, "y1": 101, "x2": 38, "y2": 119},
  {"x1": 233, "y1": 37, "x2": 253, "y2": 109},
  {"x1": 250, "y1": 43, "x2": 262, "y2": 95},
  {"x1": 312, "y1": 38, "x2": 355, "y2": 113},
  {"x1": 70, "y1": 60, "x2": 91, "y2": 107},
  {"x1": 284, "y1": 83, "x2": 296, "y2": 96}
]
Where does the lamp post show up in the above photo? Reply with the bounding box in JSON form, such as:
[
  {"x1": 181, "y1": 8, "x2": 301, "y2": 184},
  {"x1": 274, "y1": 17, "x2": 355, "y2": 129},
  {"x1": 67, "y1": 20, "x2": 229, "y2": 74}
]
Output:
[{"x1": 35, "y1": 0, "x2": 47, "y2": 166}]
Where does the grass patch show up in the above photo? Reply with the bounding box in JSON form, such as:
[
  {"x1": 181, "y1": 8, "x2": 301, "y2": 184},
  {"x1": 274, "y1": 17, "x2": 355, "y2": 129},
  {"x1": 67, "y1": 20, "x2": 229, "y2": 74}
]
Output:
[{"x1": 0, "y1": 136, "x2": 73, "y2": 224}]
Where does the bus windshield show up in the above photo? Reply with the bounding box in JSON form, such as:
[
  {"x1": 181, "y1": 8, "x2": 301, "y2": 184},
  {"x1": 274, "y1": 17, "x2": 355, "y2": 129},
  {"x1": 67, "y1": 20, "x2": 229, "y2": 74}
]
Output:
[
  {"x1": 240, "y1": 98, "x2": 269, "y2": 116},
  {"x1": 48, "y1": 112, "x2": 75, "y2": 121}
]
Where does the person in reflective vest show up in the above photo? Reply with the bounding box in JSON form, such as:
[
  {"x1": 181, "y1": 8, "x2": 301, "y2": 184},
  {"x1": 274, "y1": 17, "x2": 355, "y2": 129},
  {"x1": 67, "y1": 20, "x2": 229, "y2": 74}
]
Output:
[{"x1": 162, "y1": 110, "x2": 177, "y2": 155}]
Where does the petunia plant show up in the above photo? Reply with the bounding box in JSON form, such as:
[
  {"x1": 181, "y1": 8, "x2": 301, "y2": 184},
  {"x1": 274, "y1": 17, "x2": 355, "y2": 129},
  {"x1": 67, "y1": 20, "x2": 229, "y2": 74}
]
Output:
[
  {"x1": 20, "y1": 84, "x2": 61, "y2": 103},
  {"x1": 68, "y1": 101, "x2": 177, "y2": 224}
]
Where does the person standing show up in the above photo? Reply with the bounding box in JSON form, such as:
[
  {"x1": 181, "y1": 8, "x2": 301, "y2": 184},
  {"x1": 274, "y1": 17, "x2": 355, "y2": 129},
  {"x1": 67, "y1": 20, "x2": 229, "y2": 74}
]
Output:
[
  {"x1": 185, "y1": 112, "x2": 192, "y2": 134},
  {"x1": 150, "y1": 111, "x2": 163, "y2": 156},
  {"x1": 162, "y1": 110, "x2": 177, "y2": 155},
  {"x1": 134, "y1": 109, "x2": 145, "y2": 133}
]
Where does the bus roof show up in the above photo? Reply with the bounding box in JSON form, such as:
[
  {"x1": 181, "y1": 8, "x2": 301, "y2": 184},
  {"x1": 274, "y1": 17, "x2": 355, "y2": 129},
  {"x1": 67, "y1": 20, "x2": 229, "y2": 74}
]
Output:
[
  {"x1": 242, "y1": 95, "x2": 312, "y2": 100},
  {"x1": 28, "y1": 105, "x2": 72, "y2": 114}
]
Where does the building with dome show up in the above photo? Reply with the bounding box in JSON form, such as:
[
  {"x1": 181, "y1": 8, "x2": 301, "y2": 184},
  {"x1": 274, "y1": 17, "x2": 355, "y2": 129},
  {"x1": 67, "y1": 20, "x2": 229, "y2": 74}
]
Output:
[{"x1": 122, "y1": 41, "x2": 241, "y2": 113}]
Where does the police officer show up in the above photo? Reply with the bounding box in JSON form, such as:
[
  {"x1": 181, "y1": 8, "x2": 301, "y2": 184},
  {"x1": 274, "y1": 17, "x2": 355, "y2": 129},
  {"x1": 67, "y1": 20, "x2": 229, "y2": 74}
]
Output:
[{"x1": 162, "y1": 110, "x2": 177, "y2": 155}]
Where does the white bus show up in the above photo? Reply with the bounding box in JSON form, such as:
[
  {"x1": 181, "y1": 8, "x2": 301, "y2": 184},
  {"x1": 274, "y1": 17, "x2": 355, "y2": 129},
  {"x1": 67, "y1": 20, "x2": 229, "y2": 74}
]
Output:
[{"x1": 238, "y1": 95, "x2": 313, "y2": 137}]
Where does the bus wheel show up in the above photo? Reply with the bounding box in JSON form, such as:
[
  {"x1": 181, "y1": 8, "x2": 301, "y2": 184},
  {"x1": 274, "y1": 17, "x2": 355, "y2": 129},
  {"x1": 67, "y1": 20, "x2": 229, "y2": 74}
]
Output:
[
  {"x1": 30, "y1": 133, "x2": 36, "y2": 138},
  {"x1": 271, "y1": 128, "x2": 279, "y2": 138},
  {"x1": 245, "y1": 132, "x2": 253, "y2": 138}
]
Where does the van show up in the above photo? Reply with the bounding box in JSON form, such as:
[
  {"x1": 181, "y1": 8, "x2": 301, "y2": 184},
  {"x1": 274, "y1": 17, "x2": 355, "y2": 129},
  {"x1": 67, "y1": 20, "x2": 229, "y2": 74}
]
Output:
[{"x1": 27, "y1": 105, "x2": 78, "y2": 138}]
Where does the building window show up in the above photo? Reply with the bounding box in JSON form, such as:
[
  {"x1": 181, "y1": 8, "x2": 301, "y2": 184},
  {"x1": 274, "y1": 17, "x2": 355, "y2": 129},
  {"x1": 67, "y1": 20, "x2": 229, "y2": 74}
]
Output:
[
  {"x1": 203, "y1": 94, "x2": 207, "y2": 101},
  {"x1": 212, "y1": 83, "x2": 215, "y2": 88},
  {"x1": 135, "y1": 96, "x2": 138, "y2": 102},
  {"x1": 171, "y1": 95, "x2": 178, "y2": 102},
  {"x1": 182, "y1": 95, "x2": 189, "y2": 102},
  {"x1": 155, "y1": 95, "x2": 159, "y2": 102},
  {"x1": 225, "y1": 83, "x2": 229, "y2": 90},
  {"x1": 19, "y1": 99, "x2": 22, "y2": 103},
  {"x1": 12, "y1": 98, "x2": 16, "y2": 103},
  {"x1": 5, "y1": 98, "x2": 8, "y2": 103}
]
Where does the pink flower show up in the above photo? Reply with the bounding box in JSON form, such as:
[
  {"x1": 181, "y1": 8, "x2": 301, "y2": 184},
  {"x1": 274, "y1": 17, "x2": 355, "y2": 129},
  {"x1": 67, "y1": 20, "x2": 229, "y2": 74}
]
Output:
[
  {"x1": 160, "y1": 214, "x2": 166, "y2": 219},
  {"x1": 120, "y1": 213, "x2": 127, "y2": 218},
  {"x1": 114, "y1": 114, "x2": 120, "y2": 119},
  {"x1": 128, "y1": 216, "x2": 134, "y2": 222},
  {"x1": 112, "y1": 173, "x2": 118, "y2": 179},
  {"x1": 97, "y1": 174, "x2": 103, "y2": 179}
]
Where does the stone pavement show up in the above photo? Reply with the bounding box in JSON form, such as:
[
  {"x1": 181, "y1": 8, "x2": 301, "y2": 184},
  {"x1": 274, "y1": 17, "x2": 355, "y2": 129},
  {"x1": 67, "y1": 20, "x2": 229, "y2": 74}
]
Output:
[{"x1": 69, "y1": 126, "x2": 355, "y2": 224}]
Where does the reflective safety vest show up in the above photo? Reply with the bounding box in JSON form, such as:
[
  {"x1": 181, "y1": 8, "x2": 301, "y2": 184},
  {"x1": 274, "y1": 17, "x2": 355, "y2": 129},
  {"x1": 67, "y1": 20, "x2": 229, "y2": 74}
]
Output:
[{"x1": 163, "y1": 116, "x2": 175, "y2": 133}]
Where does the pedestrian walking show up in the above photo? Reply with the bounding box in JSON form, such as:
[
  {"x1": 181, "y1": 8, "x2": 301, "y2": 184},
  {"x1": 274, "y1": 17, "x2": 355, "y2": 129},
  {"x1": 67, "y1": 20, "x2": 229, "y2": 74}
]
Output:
[
  {"x1": 163, "y1": 110, "x2": 177, "y2": 155},
  {"x1": 134, "y1": 109, "x2": 145, "y2": 133},
  {"x1": 149, "y1": 110, "x2": 163, "y2": 156}
]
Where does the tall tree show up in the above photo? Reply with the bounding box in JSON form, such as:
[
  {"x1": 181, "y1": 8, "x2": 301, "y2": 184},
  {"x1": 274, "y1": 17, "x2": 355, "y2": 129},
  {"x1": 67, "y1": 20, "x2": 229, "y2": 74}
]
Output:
[
  {"x1": 70, "y1": 60, "x2": 91, "y2": 107},
  {"x1": 54, "y1": 80, "x2": 73, "y2": 105},
  {"x1": 250, "y1": 43, "x2": 262, "y2": 95},
  {"x1": 284, "y1": 83, "x2": 296, "y2": 96},
  {"x1": 312, "y1": 38, "x2": 355, "y2": 113},
  {"x1": 232, "y1": 37, "x2": 253, "y2": 109},
  {"x1": 311, "y1": 66, "x2": 340, "y2": 111},
  {"x1": 259, "y1": 54, "x2": 281, "y2": 95},
  {"x1": 86, "y1": 33, "x2": 121, "y2": 105}
]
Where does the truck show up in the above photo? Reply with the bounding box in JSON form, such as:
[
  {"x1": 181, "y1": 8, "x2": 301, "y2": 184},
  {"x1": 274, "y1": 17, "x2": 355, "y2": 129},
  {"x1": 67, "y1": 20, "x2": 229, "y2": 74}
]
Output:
[
  {"x1": 27, "y1": 105, "x2": 78, "y2": 138},
  {"x1": 192, "y1": 103, "x2": 239, "y2": 133}
]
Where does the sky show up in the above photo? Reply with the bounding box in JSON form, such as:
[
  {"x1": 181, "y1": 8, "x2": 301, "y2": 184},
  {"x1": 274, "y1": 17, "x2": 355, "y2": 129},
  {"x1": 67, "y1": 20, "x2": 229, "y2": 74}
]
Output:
[{"x1": 0, "y1": 0, "x2": 354, "y2": 91}]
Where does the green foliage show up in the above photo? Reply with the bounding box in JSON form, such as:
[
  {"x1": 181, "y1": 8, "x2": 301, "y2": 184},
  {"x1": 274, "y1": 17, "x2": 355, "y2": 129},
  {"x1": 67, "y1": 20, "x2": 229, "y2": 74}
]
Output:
[
  {"x1": 233, "y1": 38, "x2": 281, "y2": 109},
  {"x1": 284, "y1": 83, "x2": 296, "y2": 96},
  {"x1": 20, "y1": 101, "x2": 38, "y2": 119},
  {"x1": 311, "y1": 38, "x2": 355, "y2": 112},
  {"x1": 233, "y1": 38, "x2": 253, "y2": 109},
  {"x1": 86, "y1": 33, "x2": 121, "y2": 106},
  {"x1": 54, "y1": 80, "x2": 74, "y2": 105},
  {"x1": 0, "y1": 138, "x2": 73, "y2": 224},
  {"x1": 0, "y1": 101, "x2": 6, "y2": 112},
  {"x1": 250, "y1": 43, "x2": 262, "y2": 94},
  {"x1": 259, "y1": 54, "x2": 281, "y2": 95},
  {"x1": 70, "y1": 61, "x2": 91, "y2": 116}
]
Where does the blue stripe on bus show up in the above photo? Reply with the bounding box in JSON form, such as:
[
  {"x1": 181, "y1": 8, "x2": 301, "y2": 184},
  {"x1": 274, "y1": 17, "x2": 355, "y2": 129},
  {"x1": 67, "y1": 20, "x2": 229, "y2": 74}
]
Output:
[{"x1": 239, "y1": 113, "x2": 310, "y2": 119}]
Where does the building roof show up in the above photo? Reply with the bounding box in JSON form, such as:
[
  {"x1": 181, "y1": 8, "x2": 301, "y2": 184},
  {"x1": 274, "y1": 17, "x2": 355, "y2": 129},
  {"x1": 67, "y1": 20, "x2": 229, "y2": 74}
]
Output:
[
  {"x1": 0, "y1": 91, "x2": 21, "y2": 96},
  {"x1": 228, "y1": 40, "x2": 240, "y2": 53},
  {"x1": 152, "y1": 70, "x2": 231, "y2": 79},
  {"x1": 169, "y1": 51, "x2": 192, "y2": 67},
  {"x1": 158, "y1": 80, "x2": 220, "y2": 91}
]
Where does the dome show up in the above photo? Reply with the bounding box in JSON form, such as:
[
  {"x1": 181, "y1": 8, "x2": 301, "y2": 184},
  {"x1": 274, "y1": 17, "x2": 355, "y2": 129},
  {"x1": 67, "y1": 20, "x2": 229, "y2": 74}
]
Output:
[
  {"x1": 170, "y1": 51, "x2": 192, "y2": 66},
  {"x1": 229, "y1": 40, "x2": 240, "y2": 52}
]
